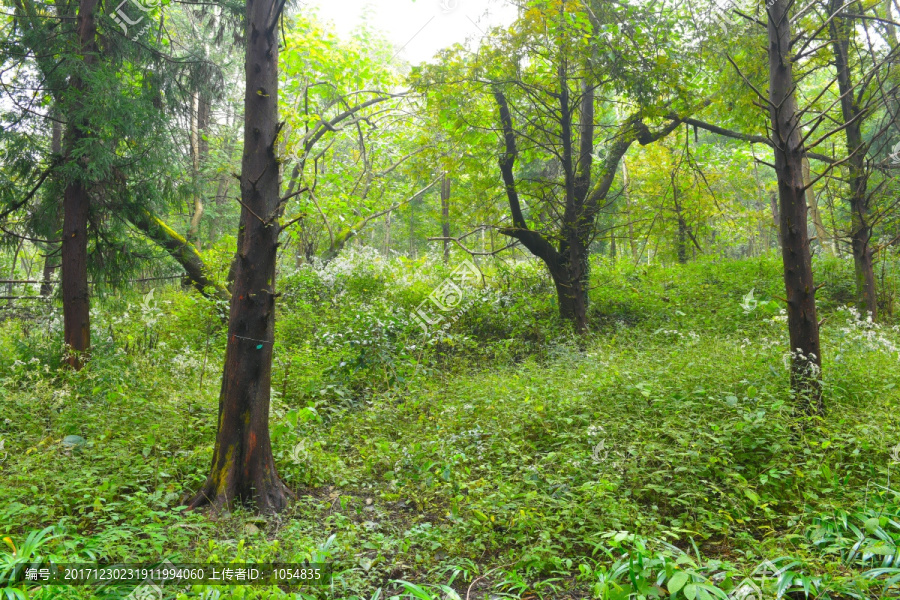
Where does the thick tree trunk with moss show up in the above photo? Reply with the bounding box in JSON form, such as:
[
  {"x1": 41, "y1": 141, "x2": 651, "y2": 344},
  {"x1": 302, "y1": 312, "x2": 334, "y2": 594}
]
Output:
[
  {"x1": 130, "y1": 209, "x2": 230, "y2": 301},
  {"x1": 767, "y1": 0, "x2": 823, "y2": 414},
  {"x1": 61, "y1": 0, "x2": 99, "y2": 369},
  {"x1": 188, "y1": 0, "x2": 289, "y2": 514}
]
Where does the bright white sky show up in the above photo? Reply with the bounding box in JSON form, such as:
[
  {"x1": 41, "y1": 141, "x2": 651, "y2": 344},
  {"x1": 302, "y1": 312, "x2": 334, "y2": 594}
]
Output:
[{"x1": 306, "y1": 0, "x2": 518, "y2": 65}]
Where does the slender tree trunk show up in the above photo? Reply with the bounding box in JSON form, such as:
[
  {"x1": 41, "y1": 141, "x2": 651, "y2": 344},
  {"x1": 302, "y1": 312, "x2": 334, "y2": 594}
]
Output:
[
  {"x1": 441, "y1": 173, "x2": 451, "y2": 263},
  {"x1": 189, "y1": 91, "x2": 211, "y2": 247},
  {"x1": 770, "y1": 191, "x2": 781, "y2": 248},
  {"x1": 803, "y1": 157, "x2": 829, "y2": 253},
  {"x1": 7, "y1": 240, "x2": 23, "y2": 305},
  {"x1": 621, "y1": 157, "x2": 638, "y2": 261},
  {"x1": 41, "y1": 118, "x2": 63, "y2": 297},
  {"x1": 408, "y1": 201, "x2": 416, "y2": 258},
  {"x1": 61, "y1": 0, "x2": 99, "y2": 369},
  {"x1": 673, "y1": 172, "x2": 688, "y2": 264},
  {"x1": 829, "y1": 0, "x2": 877, "y2": 318},
  {"x1": 40, "y1": 254, "x2": 57, "y2": 297},
  {"x1": 767, "y1": 0, "x2": 823, "y2": 414},
  {"x1": 189, "y1": 0, "x2": 289, "y2": 513}
]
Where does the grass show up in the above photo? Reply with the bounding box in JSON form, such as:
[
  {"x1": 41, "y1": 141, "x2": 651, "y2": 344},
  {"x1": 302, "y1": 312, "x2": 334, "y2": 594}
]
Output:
[{"x1": 0, "y1": 249, "x2": 899, "y2": 599}]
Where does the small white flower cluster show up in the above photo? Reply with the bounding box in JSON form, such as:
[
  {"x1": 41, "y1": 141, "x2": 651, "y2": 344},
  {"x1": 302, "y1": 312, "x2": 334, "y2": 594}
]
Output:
[
  {"x1": 444, "y1": 425, "x2": 487, "y2": 460},
  {"x1": 652, "y1": 328, "x2": 701, "y2": 345},
  {"x1": 587, "y1": 424, "x2": 605, "y2": 437},
  {"x1": 832, "y1": 305, "x2": 900, "y2": 361},
  {"x1": 771, "y1": 308, "x2": 788, "y2": 323},
  {"x1": 781, "y1": 348, "x2": 822, "y2": 378},
  {"x1": 170, "y1": 345, "x2": 202, "y2": 374}
]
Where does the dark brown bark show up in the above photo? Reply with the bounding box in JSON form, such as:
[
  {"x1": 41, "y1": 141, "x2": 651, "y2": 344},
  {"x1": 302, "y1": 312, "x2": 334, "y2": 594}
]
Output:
[
  {"x1": 766, "y1": 0, "x2": 823, "y2": 414},
  {"x1": 61, "y1": 0, "x2": 99, "y2": 369},
  {"x1": 40, "y1": 257, "x2": 57, "y2": 297},
  {"x1": 829, "y1": 0, "x2": 877, "y2": 318},
  {"x1": 441, "y1": 173, "x2": 451, "y2": 263},
  {"x1": 189, "y1": 0, "x2": 289, "y2": 514}
]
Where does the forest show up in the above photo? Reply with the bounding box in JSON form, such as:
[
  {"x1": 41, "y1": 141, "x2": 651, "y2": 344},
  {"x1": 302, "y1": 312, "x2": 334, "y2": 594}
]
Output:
[{"x1": 1, "y1": 0, "x2": 900, "y2": 597}]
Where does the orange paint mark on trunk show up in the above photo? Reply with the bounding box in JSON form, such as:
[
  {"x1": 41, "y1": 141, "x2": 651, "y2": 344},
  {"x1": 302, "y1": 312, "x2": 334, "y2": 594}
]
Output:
[{"x1": 249, "y1": 431, "x2": 257, "y2": 452}]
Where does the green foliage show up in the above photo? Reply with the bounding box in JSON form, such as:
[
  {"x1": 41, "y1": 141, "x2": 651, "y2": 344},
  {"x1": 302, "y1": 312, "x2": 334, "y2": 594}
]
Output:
[{"x1": 3, "y1": 250, "x2": 898, "y2": 598}]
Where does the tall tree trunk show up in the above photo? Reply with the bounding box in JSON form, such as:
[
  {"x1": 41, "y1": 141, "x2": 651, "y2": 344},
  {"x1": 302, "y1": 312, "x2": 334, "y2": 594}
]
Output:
[
  {"x1": 189, "y1": 91, "x2": 211, "y2": 247},
  {"x1": 189, "y1": 0, "x2": 289, "y2": 514},
  {"x1": 408, "y1": 200, "x2": 416, "y2": 258},
  {"x1": 61, "y1": 0, "x2": 99, "y2": 369},
  {"x1": 829, "y1": 0, "x2": 877, "y2": 318},
  {"x1": 440, "y1": 173, "x2": 451, "y2": 263},
  {"x1": 803, "y1": 157, "x2": 829, "y2": 254},
  {"x1": 7, "y1": 240, "x2": 23, "y2": 305},
  {"x1": 770, "y1": 191, "x2": 781, "y2": 248},
  {"x1": 767, "y1": 0, "x2": 823, "y2": 414},
  {"x1": 673, "y1": 172, "x2": 688, "y2": 264},
  {"x1": 41, "y1": 118, "x2": 63, "y2": 297}
]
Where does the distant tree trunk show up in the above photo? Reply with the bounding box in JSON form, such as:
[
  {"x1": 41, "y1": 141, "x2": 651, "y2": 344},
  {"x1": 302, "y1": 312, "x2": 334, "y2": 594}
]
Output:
[
  {"x1": 189, "y1": 0, "x2": 289, "y2": 514},
  {"x1": 618, "y1": 112, "x2": 639, "y2": 261},
  {"x1": 829, "y1": 0, "x2": 877, "y2": 318},
  {"x1": 40, "y1": 253, "x2": 57, "y2": 297},
  {"x1": 7, "y1": 240, "x2": 23, "y2": 304},
  {"x1": 441, "y1": 173, "x2": 451, "y2": 263},
  {"x1": 61, "y1": 0, "x2": 99, "y2": 369},
  {"x1": 384, "y1": 211, "x2": 391, "y2": 254},
  {"x1": 408, "y1": 201, "x2": 416, "y2": 258},
  {"x1": 189, "y1": 91, "x2": 211, "y2": 247},
  {"x1": 673, "y1": 172, "x2": 688, "y2": 264},
  {"x1": 766, "y1": 0, "x2": 823, "y2": 414},
  {"x1": 770, "y1": 191, "x2": 781, "y2": 248},
  {"x1": 803, "y1": 157, "x2": 829, "y2": 254},
  {"x1": 41, "y1": 118, "x2": 63, "y2": 297}
]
